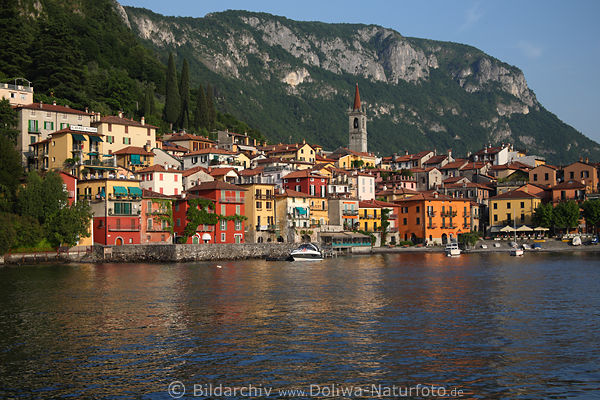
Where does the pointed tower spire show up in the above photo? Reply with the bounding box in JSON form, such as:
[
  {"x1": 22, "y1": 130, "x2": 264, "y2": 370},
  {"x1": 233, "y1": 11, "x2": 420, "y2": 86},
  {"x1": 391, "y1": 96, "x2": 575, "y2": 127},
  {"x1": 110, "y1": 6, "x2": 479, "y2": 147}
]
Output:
[{"x1": 353, "y1": 83, "x2": 361, "y2": 111}]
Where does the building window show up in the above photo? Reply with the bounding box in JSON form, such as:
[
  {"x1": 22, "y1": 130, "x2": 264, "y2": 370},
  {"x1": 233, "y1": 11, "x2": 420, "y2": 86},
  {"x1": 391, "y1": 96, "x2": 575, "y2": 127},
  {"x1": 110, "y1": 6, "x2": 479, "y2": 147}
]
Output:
[
  {"x1": 569, "y1": 171, "x2": 574, "y2": 179},
  {"x1": 221, "y1": 204, "x2": 226, "y2": 215},
  {"x1": 520, "y1": 201, "x2": 525, "y2": 208},
  {"x1": 507, "y1": 203, "x2": 511, "y2": 209},
  {"x1": 123, "y1": 137, "x2": 130, "y2": 145},
  {"x1": 221, "y1": 232, "x2": 226, "y2": 242},
  {"x1": 544, "y1": 173, "x2": 549, "y2": 180},
  {"x1": 108, "y1": 123, "x2": 112, "y2": 132},
  {"x1": 493, "y1": 203, "x2": 497, "y2": 210},
  {"x1": 533, "y1": 173, "x2": 537, "y2": 181},
  {"x1": 520, "y1": 213, "x2": 525, "y2": 222},
  {"x1": 416, "y1": 206, "x2": 420, "y2": 213},
  {"x1": 266, "y1": 202, "x2": 272, "y2": 209},
  {"x1": 403, "y1": 218, "x2": 407, "y2": 225},
  {"x1": 147, "y1": 219, "x2": 153, "y2": 230},
  {"x1": 494, "y1": 214, "x2": 498, "y2": 222},
  {"x1": 256, "y1": 201, "x2": 262, "y2": 209},
  {"x1": 43, "y1": 121, "x2": 54, "y2": 130},
  {"x1": 125, "y1": 125, "x2": 129, "y2": 134},
  {"x1": 220, "y1": 219, "x2": 227, "y2": 230},
  {"x1": 416, "y1": 217, "x2": 420, "y2": 225},
  {"x1": 176, "y1": 218, "x2": 181, "y2": 226},
  {"x1": 235, "y1": 220, "x2": 242, "y2": 230}
]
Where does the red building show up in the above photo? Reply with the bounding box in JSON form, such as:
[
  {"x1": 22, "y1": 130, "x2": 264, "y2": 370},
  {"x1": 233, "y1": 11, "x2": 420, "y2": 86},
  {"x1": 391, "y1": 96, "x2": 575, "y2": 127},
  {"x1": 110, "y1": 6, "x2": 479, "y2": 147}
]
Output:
[
  {"x1": 282, "y1": 170, "x2": 329, "y2": 197},
  {"x1": 141, "y1": 189, "x2": 175, "y2": 244},
  {"x1": 59, "y1": 171, "x2": 78, "y2": 206},
  {"x1": 174, "y1": 181, "x2": 247, "y2": 244}
]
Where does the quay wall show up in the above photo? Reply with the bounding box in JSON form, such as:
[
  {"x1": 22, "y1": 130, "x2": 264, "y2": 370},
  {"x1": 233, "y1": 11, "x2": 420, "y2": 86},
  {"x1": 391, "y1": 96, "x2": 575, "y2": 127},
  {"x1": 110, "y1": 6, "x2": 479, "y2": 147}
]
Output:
[{"x1": 95, "y1": 243, "x2": 298, "y2": 263}]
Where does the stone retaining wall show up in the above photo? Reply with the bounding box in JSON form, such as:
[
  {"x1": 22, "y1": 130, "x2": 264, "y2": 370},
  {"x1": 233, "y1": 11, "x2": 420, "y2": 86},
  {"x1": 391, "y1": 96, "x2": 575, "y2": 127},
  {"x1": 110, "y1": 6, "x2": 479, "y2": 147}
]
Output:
[{"x1": 96, "y1": 243, "x2": 298, "y2": 263}]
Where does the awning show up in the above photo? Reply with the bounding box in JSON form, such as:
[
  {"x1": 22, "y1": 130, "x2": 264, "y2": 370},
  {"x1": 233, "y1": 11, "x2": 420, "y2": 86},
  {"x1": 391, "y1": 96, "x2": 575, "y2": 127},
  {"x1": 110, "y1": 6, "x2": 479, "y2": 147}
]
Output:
[
  {"x1": 131, "y1": 154, "x2": 141, "y2": 165},
  {"x1": 295, "y1": 206, "x2": 307, "y2": 215},
  {"x1": 127, "y1": 186, "x2": 142, "y2": 197},
  {"x1": 516, "y1": 225, "x2": 533, "y2": 232},
  {"x1": 113, "y1": 186, "x2": 128, "y2": 196},
  {"x1": 89, "y1": 135, "x2": 103, "y2": 142},
  {"x1": 534, "y1": 226, "x2": 550, "y2": 231},
  {"x1": 71, "y1": 133, "x2": 86, "y2": 141},
  {"x1": 500, "y1": 225, "x2": 516, "y2": 232},
  {"x1": 87, "y1": 152, "x2": 98, "y2": 156}
]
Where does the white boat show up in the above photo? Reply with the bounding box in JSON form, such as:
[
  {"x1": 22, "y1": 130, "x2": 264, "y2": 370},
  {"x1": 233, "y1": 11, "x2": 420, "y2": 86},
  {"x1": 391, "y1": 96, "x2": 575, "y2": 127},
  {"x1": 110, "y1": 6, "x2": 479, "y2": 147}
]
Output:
[
  {"x1": 572, "y1": 236, "x2": 582, "y2": 246},
  {"x1": 445, "y1": 242, "x2": 461, "y2": 257},
  {"x1": 290, "y1": 243, "x2": 323, "y2": 261},
  {"x1": 510, "y1": 248, "x2": 524, "y2": 256}
]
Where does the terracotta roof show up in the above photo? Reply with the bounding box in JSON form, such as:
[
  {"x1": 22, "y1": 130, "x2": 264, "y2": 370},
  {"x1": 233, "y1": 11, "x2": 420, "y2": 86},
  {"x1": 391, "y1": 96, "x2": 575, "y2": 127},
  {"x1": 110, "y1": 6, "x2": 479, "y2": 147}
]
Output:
[
  {"x1": 238, "y1": 167, "x2": 264, "y2": 176},
  {"x1": 376, "y1": 187, "x2": 419, "y2": 195},
  {"x1": 113, "y1": 146, "x2": 154, "y2": 156},
  {"x1": 276, "y1": 189, "x2": 316, "y2": 198},
  {"x1": 474, "y1": 146, "x2": 505, "y2": 156},
  {"x1": 489, "y1": 190, "x2": 541, "y2": 200},
  {"x1": 282, "y1": 170, "x2": 329, "y2": 180},
  {"x1": 353, "y1": 83, "x2": 361, "y2": 110},
  {"x1": 48, "y1": 127, "x2": 104, "y2": 137},
  {"x1": 182, "y1": 166, "x2": 209, "y2": 177},
  {"x1": 440, "y1": 159, "x2": 468, "y2": 170},
  {"x1": 461, "y1": 162, "x2": 488, "y2": 170},
  {"x1": 187, "y1": 180, "x2": 246, "y2": 192},
  {"x1": 333, "y1": 147, "x2": 374, "y2": 158},
  {"x1": 185, "y1": 148, "x2": 237, "y2": 156},
  {"x1": 423, "y1": 155, "x2": 448, "y2": 165},
  {"x1": 160, "y1": 141, "x2": 189, "y2": 153},
  {"x1": 531, "y1": 164, "x2": 558, "y2": 171},
  {"x1": 392, "y1": 192, "x2": 460, "y2": 202},
  {"x1": 166, "y1": 133, "x2": 214, "y2": 143},
  {"x1": 136, "y1": 165, "x2": 181, "y2": 174},
  {"x1": 550, "y1": 181, "x2": 586, "y2": 190},
  {"x1": 16, "y1": 102, "x2": 92, "y2": 116},
  {"x1": 142, "y1": 189, "x2": 176, "y2": 199},
  {"x1": 443, "y1": 176, "x2": 467, "y2": 184},
  {"x1": 444, "y1": 182, "x2": 493, "y2": 190},
  {"x1": 94, "y1": 115, "x2": 158, "y2": 129},
  {"x1": 208, "y1": 167, "x2": 238, "y2": 177}
]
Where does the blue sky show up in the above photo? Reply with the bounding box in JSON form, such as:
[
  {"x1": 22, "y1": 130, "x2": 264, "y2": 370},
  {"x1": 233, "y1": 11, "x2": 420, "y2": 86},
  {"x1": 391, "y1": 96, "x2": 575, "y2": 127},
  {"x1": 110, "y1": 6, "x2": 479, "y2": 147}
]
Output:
[{"x1": 120, "y1": 0, "x2": 600, "y2": 143}]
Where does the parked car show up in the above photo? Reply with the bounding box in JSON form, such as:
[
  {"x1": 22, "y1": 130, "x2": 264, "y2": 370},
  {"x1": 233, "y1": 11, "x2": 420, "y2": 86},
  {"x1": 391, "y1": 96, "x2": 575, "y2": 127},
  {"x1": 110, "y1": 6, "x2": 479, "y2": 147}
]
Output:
[{"x1": 532, "y1": 243, "x2": 542, "y2": 250}]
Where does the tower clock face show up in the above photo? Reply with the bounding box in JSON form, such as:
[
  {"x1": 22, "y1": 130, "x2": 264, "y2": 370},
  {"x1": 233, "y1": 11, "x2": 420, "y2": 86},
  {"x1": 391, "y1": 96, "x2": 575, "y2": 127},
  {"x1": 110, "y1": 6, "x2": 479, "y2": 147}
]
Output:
[{"x1": 353, "y1": 118, "x2": 359, "y2": 129}]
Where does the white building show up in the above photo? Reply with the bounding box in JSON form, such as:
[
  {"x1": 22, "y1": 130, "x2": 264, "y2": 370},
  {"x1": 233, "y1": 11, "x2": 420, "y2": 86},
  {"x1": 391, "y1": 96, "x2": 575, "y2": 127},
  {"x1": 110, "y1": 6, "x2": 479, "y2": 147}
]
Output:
[{"x1": 137, "y1": 165, "x2": 183, "y2": 196}]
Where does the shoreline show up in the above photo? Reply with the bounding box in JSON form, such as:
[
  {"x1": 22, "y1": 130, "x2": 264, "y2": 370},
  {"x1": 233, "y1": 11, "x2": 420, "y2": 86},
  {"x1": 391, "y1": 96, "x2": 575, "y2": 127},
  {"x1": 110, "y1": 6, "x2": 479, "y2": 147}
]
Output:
[{"x1": 2, "y1": 240, "x2": 600, "y2": 266}]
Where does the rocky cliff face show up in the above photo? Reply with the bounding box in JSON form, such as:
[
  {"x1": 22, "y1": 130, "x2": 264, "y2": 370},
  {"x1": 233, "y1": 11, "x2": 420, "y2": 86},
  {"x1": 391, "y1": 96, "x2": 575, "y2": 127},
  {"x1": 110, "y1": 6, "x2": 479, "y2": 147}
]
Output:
[{"x1": 120, "y1": 6, "x2": 599, "y2": 163}]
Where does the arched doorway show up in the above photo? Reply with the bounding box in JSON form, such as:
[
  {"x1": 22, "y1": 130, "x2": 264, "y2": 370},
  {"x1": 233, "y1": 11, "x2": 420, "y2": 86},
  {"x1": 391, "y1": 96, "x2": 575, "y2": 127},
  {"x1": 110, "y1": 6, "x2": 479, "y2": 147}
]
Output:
[
  {"x1": 441, "y1": 233, "x2": 448, "y2": 244},
  {"x1": 192, "y1": 235, "x2": 200, "y2": 244},
  {"x1": 115, "y1": 237, "x2": 124, "y2": 246}
]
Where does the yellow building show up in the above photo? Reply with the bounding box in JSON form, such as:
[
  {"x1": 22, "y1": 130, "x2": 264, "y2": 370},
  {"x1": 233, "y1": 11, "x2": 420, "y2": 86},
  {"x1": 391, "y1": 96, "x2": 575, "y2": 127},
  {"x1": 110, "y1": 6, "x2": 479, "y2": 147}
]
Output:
[
  {"x1": 358, "y1": 201, "x2": 381, "y2": 232},
  {"x1": 240, "y1": 183, "x2": 277, "y2": 243},
  {"x1": 91, "y1": 112, "x2": 157, "y2": 155},
  {"x1": 309, "y1": 197, "x2": 329, "y2": 227},
  {"x1": 489, "y1": 190, "x2": 542, "y2": 228},
  {"x1": 265, "y1": 141, "x2": 316, "y2": 163},
  {"x1": 332, "y1": 148, "x2": 377, "y2": 169},
  {"x1": 114, "y1": 146, "x2": 155, "y2": 172},
  {"x1": 31, "y1": 126, "x2": 110, "y2": 175}
]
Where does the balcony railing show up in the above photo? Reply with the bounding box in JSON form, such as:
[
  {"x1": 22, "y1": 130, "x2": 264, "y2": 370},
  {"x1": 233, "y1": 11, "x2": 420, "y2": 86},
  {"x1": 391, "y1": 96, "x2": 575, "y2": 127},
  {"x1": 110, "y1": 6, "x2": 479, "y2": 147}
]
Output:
[
  {"x1": 83, "y1": 159, "x2": 116, "y2": 167},
  {"x1": 427, "y1": 224, "x2": 437, "y2": 229},
  {"x1": 197, "y1": 225, "x2": 215, "y2": 232},
  {"x1": 221, "y1": 196, "x2": 244, "y2": 203},
  {"x1": 256, "y1": 224, "x2": 276, "y2": 231},
  {"x1": 147, "y1": 226, "x2": 171, "y2": 232},
  {"x1": 427, "y1": 211, "x2": 437, "y2": 217},
  {"x1": 288, "y1": 212, "x2": 309, "y2": 219},
  {"x1": 441, "y1": 211, "x2": 457, "y2": 217},
  {"x1": 255, "y1": 194, "x2": 275, "y2": 200},
  {"x1": 342, "y1": 210, "x2": 359, "y2": 216},
  {"x1": 108, "y1": 224, "x2": 141, "y2": 232}
]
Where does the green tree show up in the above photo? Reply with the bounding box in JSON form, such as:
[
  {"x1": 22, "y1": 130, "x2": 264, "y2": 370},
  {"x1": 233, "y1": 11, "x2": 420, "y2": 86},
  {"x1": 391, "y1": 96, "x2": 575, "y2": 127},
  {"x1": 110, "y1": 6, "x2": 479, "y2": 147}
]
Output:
[
  {"x1": 17, "y1": 171, "x2": 67, "y2": 225},
  {"x1": 163, "y1": 53, "x2": 180, "y2": 129},
  {"x1": 0, "y1": 2, "x2": 32, "y2": 78},
  {"x1": 0, "y1": 98, "x2": 18, "y2": 143},
  {"x1": 458, "y1": 232, "x2": 480, "y2": 249},
  {"x1": 143, "y1": 83, "x2": 155, "y2": 118},
  {"x1": 0, "y1": 136, "x2": 22, "y2": 212},
  {"x1": 379, "y1": 208, "x2": 391, "y2": 245},
  {"x1": 205, "y1": 83, "x2": 216, "y2": 131},
  {"x1": 553, "y1": 200, "x2": 580, "y2": 232},
  {"x1": 582, "y1": 199, "x2": 600, "y2": 234},
  {"x1": 44, "y1": 200, "x2": 93, "y2": 248},
  {"x1": 12, "y1": 214, "x2": 44, "y2": 248},
  {"x1": 178, "y1": 59, "x2": 191, "y2": 130},
  {"x1": 194, "y1": 84, "x2": 209, "y2": 131},
  {"x1": 0, "y1": 213, "x2": 16, "y2": 255},
  {"x1": 533, "y1": 202, "x2": 554, "y2": 228}
]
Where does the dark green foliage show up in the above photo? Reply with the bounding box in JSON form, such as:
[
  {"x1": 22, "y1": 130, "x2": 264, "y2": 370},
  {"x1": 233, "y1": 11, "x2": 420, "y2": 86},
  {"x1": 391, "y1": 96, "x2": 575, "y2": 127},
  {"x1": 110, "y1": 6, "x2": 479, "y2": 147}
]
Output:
[
  {"x1": 206, "y1": 84, "x2": 216, "y2": 131},
  {"x1": 380, "y1": 208, "x2": 390, "y2": 245},
  {"x1": 0, "y1": 136, "x2": 22, "y2": 212},
  {"x1": 17, "y1": 171, "x2": 67, "y2": 225},
  {"x1": 0, "y1": 2, "x2": 32, "y2": 78},
  {"x1": 533, "y1": 202, "x2": 554, "y2": 228},
  {"x1": 553, "y1": 201, "x2": 580, "y2": 231},
  {"x1": 458, "y1": 231, "x2": 480, "y2": 248},
  {"x1": 12, "y1": 215, "x2": 45, "y2": 248},
  {"x1": 163, "y1": 53, "x2": 181, "y2": 127},
  {"x1": 0, "y1": 213, "x2": 16, "y2": 255},
  {"x1": 178, "y1": 59, "x2": 191, "y2": 130},
  {"x1": 0, "y1": 98, "x2": 19, "y2": 143},
  {"x1": 582, "y1": 199, "x2": 600, "y2": 232},
  {"x1": 182, "y1": 198, "x2": 218, "y2": 242},
  {"x1": 44, "y1": 200, "x2": 93, "y2": 248},
  {"x1": 193, "y1": 84, "x2": 209, "y2": 131}
]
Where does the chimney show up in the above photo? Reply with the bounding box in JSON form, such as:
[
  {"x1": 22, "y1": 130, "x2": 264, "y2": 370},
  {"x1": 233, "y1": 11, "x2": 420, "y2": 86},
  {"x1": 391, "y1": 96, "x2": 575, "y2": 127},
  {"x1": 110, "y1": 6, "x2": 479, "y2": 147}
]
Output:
[
  {"x1": 85, "y1": 107, "x2": 88, "y2": 113},
  {"x1": 52, "y1": 100, "x2": 57, "y2": 106},
  {"x1": 405, "y1": 150, "x2": 409, "y2": 155},
  {"x1": 141, "y1": 116, "x2": 145, "y2": 126},
  {"x1": 118, "y1": 111, "x2": 123, "y2": 118},
  {"x1": 39, "y1": 101, "x2": 43, "y2": 109},
  {"x1": 580, "y1": 156, "x2": 583, "y2": 162},
  {"x1": 586, "y1": 157, "x2": 589, "y2": 163},
  {"x1": 434, "y1": 192, "x2": 439, "y2": 199}
]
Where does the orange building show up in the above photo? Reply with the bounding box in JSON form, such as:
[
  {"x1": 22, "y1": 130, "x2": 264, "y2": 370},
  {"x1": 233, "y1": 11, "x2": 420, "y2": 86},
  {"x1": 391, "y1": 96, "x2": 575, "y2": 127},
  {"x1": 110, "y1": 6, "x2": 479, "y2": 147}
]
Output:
[
  {"x1": 394, "y1": 193, "x2": 474, "y2": 245},
  {"x1": 563, "y1": 161, "x2": 598, "y2": 193},
  {"x1": 529, "y1": 164, "x2": 558, "y2": 187}
]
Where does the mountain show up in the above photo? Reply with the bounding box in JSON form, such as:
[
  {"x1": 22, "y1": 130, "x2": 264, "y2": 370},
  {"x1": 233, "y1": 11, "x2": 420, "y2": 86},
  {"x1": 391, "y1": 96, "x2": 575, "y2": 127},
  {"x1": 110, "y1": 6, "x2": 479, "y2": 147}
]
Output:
[{"x1": 118, "y1": 6, "x2": 599, "y2": 163}]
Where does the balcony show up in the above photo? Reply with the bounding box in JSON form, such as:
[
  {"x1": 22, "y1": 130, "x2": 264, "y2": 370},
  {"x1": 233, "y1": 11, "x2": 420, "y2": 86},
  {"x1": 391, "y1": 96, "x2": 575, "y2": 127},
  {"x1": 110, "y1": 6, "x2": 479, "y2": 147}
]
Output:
[
  {"x1": 427, "y1": 211, "x2": 437, "y2": 217},
  {"x1": 427, "y1": 224, "x2": 437, "y2": 229},
  {"x1": 83, "y1": 159, "x2": 116, "y2": 167},
  {"x1": 197, "y1": 225, "x2": 215, "y2": 232},
  {"x1": 389, "y1": 213, "x2": 398, "y2": 219},
  {"x1": 288, "y1": 212, "x2": 309, "y2": 220},
  {"x1": 255, "y1": 194, "x2": 275, "y2": 200},
  {"x1": 147, "y1": 226, "x2": 171, "y2": 232},
  {"x1": 342, "y1": 209, "x2": 359, "y2": 216},
  {"x1": 108, "y1": 223, "x2": 141, "y2": 232},
  {"x1": 256, "y1": 224, "x2": 276, "y2": 231},
  {"x1": 220, "y1": 196, "x2": 244, "y2": 204},
  {"x1": 440, "y1": 211, "x2": 457, "y2": 217}
]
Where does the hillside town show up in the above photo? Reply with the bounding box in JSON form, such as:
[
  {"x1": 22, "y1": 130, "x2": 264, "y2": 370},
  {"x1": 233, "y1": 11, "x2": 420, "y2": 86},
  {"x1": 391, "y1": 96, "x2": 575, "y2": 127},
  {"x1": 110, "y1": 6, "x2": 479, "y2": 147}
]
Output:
[{"x1": 3, "y1": 81, "x2": 599, "y2": 251}]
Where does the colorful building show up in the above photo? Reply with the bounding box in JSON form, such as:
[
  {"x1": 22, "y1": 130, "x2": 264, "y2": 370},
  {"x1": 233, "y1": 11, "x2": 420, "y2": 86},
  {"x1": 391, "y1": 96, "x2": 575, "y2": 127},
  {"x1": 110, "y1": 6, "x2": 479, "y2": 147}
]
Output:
[
  {"x1": 327, "y1": 198, "x2": 360, "y2": 231},
  {"x1": 240, "y1": 183, "x2": 277, "y2": 243},
  {"x1": 141, "y1": 189, "x2": 174, "y2": 244},
  {"x1": 138, "y1": 165, "x2": 183, "y2": 196},
  {"x1": 275, "y1": 189, "x2": 313, "y2": 242},
  {"x1": 529, "y1": 164, "x2": 558, "y2": 187},
  {"x1": 282, "y1": 170, "x2": 329, "y2": 197},
  {"x1": 489, "y1": 190, "x2": 542, "y2": 229},
  {"x1": 114, "y1": 146, "x2": 155, "y2": 172},
  {"x1": 563, "y1": 161, "x2": 599, "y2": 193},
  {"x1": 394, "y1": 193, "x2": 475, "y2": 245},
  {"x1": 91, "y1": 113, "x2": 157, "y2": 155}
]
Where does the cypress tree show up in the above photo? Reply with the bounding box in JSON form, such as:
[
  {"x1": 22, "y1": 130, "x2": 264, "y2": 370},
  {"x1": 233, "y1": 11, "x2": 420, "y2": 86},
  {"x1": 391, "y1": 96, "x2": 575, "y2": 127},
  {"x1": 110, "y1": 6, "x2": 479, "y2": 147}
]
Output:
[
  {"x1": 194, "y1": 84, "x2": 209, "y2": 130},
  {"x1": 163, "y1": 53, "x2": 180, "y2": 129},
  {"x1": 206, "y1": 84, "x2": 217, "y2": 131},
  {"x1": 178, "y1": 59, "x2": 191, "y2": 130},
  {"x1": 143, "y1": 83, "x2": 155, "y2": 118}
]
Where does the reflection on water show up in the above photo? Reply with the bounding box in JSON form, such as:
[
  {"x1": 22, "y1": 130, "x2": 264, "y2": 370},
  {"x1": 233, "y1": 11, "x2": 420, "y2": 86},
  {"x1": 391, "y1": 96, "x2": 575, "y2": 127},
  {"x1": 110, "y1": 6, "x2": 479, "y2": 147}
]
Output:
[{"x1": 1, "y1": 252, "x2": 600, "y2": 399}]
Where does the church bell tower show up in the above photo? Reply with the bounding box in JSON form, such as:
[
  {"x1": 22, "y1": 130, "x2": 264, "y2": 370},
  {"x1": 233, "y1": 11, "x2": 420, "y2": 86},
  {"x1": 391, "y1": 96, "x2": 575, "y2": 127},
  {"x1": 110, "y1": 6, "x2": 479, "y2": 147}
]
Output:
[{"x1": 348, "y1": 83, "x2": 367, "y2": 153}]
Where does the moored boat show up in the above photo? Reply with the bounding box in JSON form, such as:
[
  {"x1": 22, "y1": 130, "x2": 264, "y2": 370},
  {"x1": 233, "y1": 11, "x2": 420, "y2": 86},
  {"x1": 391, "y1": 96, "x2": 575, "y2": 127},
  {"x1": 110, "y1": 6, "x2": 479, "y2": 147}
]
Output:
[
  {"x1": 445, "y1": 242, "x2": 461, "y2": 257},
  {"x1": 290, "y1": 243, "x2": 323, "y2": 261},
  {"x1": 510, "y1": 248, "x2": 524, "y2": 256}
]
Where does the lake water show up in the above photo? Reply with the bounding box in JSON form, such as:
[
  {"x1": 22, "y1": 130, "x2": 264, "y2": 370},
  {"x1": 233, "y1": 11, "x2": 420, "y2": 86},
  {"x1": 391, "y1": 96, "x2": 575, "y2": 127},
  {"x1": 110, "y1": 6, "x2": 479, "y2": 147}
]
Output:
[{"x1": 1, "y1": 253, "x2": 599, "y2": 399}]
